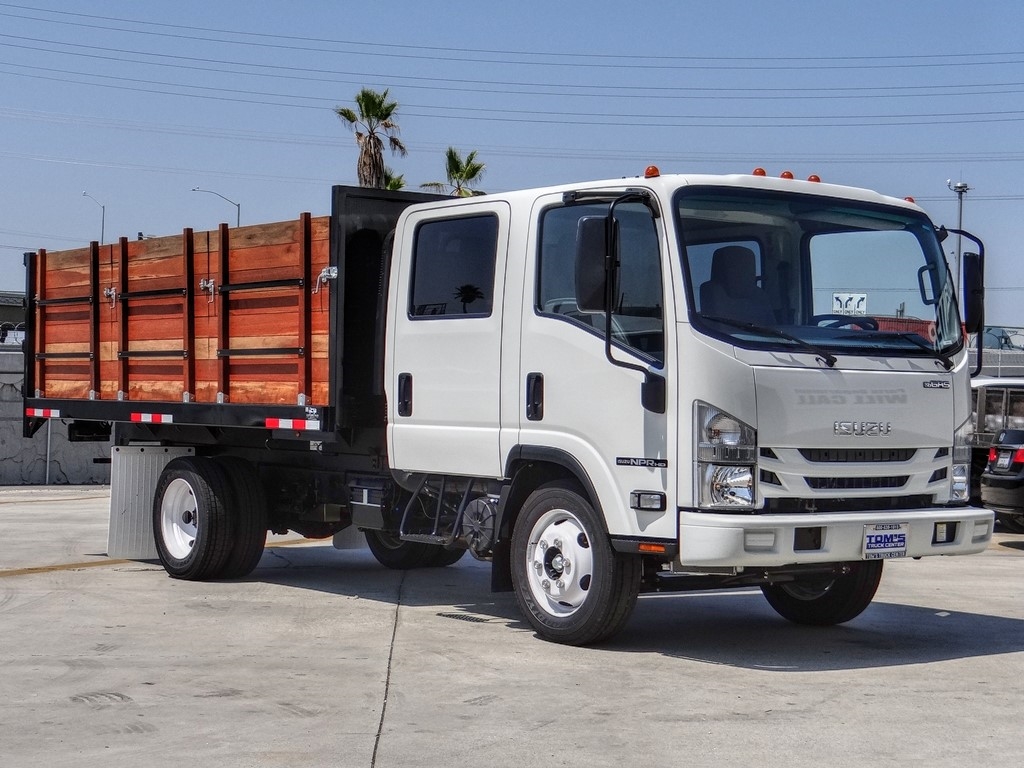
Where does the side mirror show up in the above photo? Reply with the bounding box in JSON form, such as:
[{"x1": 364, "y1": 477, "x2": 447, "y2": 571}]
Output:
[
  {"x1": 575, "y1": 216, "x2": 612, "y2": 313},
  {"x1": 962, "y1": 251, "x2": 984, "y2": 334}
]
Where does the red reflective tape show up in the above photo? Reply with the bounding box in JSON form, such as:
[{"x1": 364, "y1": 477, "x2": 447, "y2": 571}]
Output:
[
  {"x1": 130, "y1": 413, "x2": 173, "y2": 424},
  {"x1": 265, "y1": 418, "x2": 320, "y2": 431},
  {"x1": 26, "y1": 408, "x2": 60, "y2": 418}
]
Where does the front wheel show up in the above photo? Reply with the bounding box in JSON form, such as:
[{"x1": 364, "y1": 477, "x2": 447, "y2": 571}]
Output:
[
  {"x1": 511, "y1": 481, "x2": 640, "y2": 645},
  {"x1": 761, "y1": 560, "x2": 883, "y2": 625}
]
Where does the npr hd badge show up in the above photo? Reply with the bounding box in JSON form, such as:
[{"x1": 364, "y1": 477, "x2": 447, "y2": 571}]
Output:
[{"x1": 616, "y1": 457, "x2": 668, "y2": 468}]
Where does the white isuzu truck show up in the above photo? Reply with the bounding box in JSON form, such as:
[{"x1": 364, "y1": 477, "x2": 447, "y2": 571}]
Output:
[{"x1": 24, "y1": 169, "x2": 992, "y2": 644}]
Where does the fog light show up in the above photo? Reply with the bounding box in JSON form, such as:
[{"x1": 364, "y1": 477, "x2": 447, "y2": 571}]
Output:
[
  {"x1": 744, "y1": 530, "x2": 776, "y2": 550},
  {"x1": 933, "y1": 521, "x2": 957, "y2": 544}
]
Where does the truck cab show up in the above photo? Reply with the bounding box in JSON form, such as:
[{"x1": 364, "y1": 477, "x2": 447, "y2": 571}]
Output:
[{"x1": 384, "y1": 169, "x2": 993, "y2": 643}]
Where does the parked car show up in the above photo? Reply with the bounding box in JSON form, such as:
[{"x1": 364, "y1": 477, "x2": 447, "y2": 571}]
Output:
[
  {"x1": 970, "y1": 376, "x2": 1024, "y2": 504},
  {"x1": 980, "y1": 428, "x2": 1024, "y2": 533}
]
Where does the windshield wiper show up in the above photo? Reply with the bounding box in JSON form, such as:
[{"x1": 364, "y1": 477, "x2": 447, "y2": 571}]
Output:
[
  {"x1": 839, "y1": 331, "x2": 954, "y2": 371},
  {"x1": 702, "y1": 316, "x2": 838, "y2": 368}
]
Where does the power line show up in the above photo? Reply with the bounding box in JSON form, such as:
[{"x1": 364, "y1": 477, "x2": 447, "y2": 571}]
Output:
[
  {"x1": 2, "y1": 108, "x2": 1024, "y2": 175},
  {"x1": 3, "y1": 32, "x2": 1024, "y2": 100},
  {"x1": 3, "y1": 65, "x2": 1024, "y2": 128},
  {"x1": 1, "y1": 3, "x2": 1023, "y2": 69}
]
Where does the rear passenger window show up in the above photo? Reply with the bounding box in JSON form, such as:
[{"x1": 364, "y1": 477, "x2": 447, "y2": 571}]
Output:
[{"x1": 410, "y1": 215, "x2": 498, "y2": 318}]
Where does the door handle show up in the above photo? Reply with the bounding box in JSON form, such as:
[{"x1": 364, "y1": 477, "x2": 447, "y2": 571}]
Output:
[
  {"x1": 397, "y1": 372, "x2": 413, "y2": 417},
  {"x1": 526, "y1": 372, "x2": 543, "y2": 421}
]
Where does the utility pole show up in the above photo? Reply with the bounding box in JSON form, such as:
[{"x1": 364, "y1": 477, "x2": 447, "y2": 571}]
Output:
[{"x1": 946, "y1": 179, "x2": 971, "y2": 294}]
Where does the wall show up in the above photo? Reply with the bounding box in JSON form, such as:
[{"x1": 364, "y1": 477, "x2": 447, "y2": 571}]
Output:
[{"x1": 0, "y1": 350, "x2": 110, "y2": 485}]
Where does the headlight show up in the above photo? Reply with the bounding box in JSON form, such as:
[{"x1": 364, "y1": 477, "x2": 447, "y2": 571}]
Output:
[
  {"x1": 696, "y1": 402, "x2": 757, "y2": 509},
  {"x1": 951, "y1": 417, "x2": 972, "y2": 502},
  {"x1": 700, "y1": 464, "x2": 755, "y2": 507}
]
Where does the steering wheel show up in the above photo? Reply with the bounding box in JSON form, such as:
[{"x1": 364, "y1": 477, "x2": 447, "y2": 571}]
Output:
[{"x1": 812, "y1": 314, "x2": 879, "y2": 330}]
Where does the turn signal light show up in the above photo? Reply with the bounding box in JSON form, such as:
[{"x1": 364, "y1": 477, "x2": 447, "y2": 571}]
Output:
[{"x1": 638, "y1": 542, "x2": 668, "y2": 554}]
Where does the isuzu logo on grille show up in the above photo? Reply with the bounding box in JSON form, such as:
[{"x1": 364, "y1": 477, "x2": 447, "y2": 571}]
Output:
[{"x1": 834, "y1": 421, "x2": 893, "y2": 437}]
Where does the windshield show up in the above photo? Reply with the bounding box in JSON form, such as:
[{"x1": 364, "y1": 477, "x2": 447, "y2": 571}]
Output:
[{"x1": 676, "y1": 187, "x2": 962, "y2": 358}]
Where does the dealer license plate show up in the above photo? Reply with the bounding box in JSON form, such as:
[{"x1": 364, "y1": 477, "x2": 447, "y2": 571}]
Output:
[
  {"x1": 862, "y1": 522, "x2": 909, "y2": 559},
  {"x1": 997, "y1": 451, "x2": 1011, "y2": 469}
]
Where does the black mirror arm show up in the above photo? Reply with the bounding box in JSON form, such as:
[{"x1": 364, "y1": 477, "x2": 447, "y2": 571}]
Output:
[
  {"x1": 947, "y1": 228, "x2": 985, "y2": 377},
  {"x1": 599, "y1": 192, "x2": 666, "y2": 413}
]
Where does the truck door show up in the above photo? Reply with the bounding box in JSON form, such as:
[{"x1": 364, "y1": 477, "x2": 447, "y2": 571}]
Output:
[
  {"x1": 519, "y1": 195, "x2": 675, "y2": 539},
  {"x1": 387, "y1": 201, "x2": 510, "y2": 477}
]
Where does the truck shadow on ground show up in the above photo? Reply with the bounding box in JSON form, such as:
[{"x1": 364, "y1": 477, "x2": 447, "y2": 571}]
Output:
[
  {"x1": 605, "y1": 590, "x2": 1024, "y2": 671},
  {"x1": 252, "y1": 543, "x2": 1024, "y2": 672}
]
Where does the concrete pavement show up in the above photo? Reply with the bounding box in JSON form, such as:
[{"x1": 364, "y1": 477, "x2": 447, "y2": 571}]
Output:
[{"x1": 1, "y1": 486, "x2": 1022, "y2": 767}]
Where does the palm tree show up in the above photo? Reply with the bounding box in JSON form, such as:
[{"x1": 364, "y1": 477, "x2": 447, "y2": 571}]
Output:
[
  {"x1": 383, "y1": 167, "x2": 405, "y2": 191},
  {"x1": 334, "y1": 88, "x2": 407, "y2": 189},
  {"x1": 421, "y1": 147, "x2": 486, "y2": 197},
  {"x1": 454, "y1": 284, "x2": 485, "y2": 313}
]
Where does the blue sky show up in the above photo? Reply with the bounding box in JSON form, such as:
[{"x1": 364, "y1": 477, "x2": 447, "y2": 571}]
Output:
[{"x1": 1, "y1": 1, "x2": 1021, "y2": 323}]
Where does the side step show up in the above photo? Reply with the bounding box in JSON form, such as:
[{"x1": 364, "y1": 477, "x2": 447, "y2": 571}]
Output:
[
  {"x1": 400, "y1": 533, "x2": 452, "y2": 545},
  {"x1": 399, "y1": 474, "x2": 484, "y2": 546}
]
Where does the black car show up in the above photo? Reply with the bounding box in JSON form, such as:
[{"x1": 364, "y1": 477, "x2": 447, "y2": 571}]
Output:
[{"x1": 980, "y1": 428, "x2": 1024, "y2": 533}]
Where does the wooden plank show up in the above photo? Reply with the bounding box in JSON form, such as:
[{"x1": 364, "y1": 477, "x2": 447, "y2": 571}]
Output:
[{"x1": 43, "y1": 379, "x2": 92, "y2": 399}]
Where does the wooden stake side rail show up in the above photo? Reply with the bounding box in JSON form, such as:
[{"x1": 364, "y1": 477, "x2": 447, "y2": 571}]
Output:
[{"x1": 29, "y1": 214, "x2": 331, "y2": 411}]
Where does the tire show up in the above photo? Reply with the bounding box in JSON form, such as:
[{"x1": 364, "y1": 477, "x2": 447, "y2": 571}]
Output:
[
  {"x1": 995, "y1": 513, "x2": 1024, "y2": 534},
  {"x1": 153, "y1": 456, "x2": 233, "y2": 580},
  {"x1": 761, "y1": 560, "x2": 883, "y2": 626},
  {"x1": 426, "y1": 546, "x2": 467, "y2": 567},
  {"x1": 510, "y1": 481, "x2": 641, "y2": 645},
  {"x1": 365, "y1": 529, "x2": 464, "y2": 570},
  {"x1": 213, "y1": 456, "x2": 269, "y2": 579}
]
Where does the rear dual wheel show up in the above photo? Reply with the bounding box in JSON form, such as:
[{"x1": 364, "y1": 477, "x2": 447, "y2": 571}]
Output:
[
  {"x1": 153, "y1": 456, "x2": 268, "y2": 581},
  {"x1": 364, "y1": 530, "x2": 466, "y2": 569}
]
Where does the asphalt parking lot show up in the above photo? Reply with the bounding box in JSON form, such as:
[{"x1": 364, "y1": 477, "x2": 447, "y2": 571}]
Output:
[{"x1": 1, "y1": 486, "x2": 1022, "y2": 768}]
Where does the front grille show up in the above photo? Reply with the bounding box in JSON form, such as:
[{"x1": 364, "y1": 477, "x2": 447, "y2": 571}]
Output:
[
  {"x1": 764, "y1": 494, "x2": 933, "y2": 513},
  {"x1": 806, "y1": 475, "x2": 908, "y2": 490},
  {"x1": 799, "y1": 448, "x2": 916, "y2": 463}
]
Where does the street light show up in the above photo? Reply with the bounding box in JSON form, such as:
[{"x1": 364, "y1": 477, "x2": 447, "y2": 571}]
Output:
[
  {"x1": 191, "y1": 187, "x2": 240, "y2": 227},
  {"x1": 946, "y1": 179, "x2": 971, "y2": 294},
  {"x1": 81, "y1": 191, "x2": 105, "y2": 244}
]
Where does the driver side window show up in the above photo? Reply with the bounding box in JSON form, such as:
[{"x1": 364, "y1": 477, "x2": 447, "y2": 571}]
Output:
[{"x1": 538, "y1": 202, "x2": 665, "y2": 364}]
